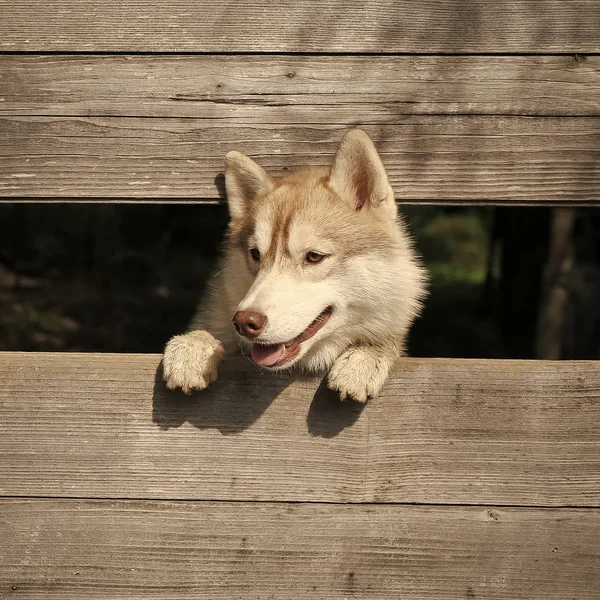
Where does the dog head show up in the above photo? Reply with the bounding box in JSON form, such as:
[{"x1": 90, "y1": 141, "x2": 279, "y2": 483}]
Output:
[{"x1": 224, "y1": 129, "x2": 426, "y2": 371}]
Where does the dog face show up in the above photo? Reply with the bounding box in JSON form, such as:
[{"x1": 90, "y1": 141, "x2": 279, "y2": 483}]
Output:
[{"x1": 224, "y1": 130, "x2": 426, "y2": 371}]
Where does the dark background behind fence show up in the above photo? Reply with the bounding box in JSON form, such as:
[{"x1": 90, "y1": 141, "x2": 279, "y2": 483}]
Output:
[{"x1": 2, "y1": 204, "x2": 599, "y2": 359}]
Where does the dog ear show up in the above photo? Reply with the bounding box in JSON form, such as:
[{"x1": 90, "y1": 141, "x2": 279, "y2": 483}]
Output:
[
  {"x1": 225, "y1": 151, "x2": 274, "y2": 220},
  {"x1": 328, "y1": 129, "x2": 396, "y2": 219}
]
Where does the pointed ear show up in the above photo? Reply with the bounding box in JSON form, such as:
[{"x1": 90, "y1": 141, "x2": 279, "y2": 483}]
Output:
[
  {"x1": 225, "y1": 151, "x2": 275, "y2": 220},
  {"x1": 328, "y1": 129, "x2": 396, "y2": 218}
]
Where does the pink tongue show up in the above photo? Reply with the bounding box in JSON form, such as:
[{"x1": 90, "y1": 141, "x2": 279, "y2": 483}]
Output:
[{"x1": 251, "y1": 343, "x2": 286, "y2": 366}]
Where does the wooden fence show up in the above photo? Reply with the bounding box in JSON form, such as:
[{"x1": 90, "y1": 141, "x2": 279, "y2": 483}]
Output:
[{"x1": 1, "y1": 1, "x2": 599, "y2": 598}]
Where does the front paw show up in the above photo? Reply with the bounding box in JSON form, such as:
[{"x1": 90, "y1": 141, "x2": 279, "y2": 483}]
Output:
[
  {"x1": 162, "y1": 330, "x2": 225, "y2": 394},
  {"x1": 327, "y1": 345, "x2": 393, "y2": 402}
]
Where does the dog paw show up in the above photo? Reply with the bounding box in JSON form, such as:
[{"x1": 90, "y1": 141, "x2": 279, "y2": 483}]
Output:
[
  {"x1": 162, "y1": 330, "x2": 225, "y2": 394},
  {"x1": 327, "y1": 345, "x2": 393, "y2": 402}
]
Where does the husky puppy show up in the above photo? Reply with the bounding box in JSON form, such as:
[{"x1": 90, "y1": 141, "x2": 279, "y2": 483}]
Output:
[{"x1": 163, "y1": 129, "x2": 427, "y2": 401}]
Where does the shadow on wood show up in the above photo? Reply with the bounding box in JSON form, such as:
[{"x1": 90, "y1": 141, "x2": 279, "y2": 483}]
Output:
[
  {"x1": 151, "y1": 362, "x2": 289, "y2": 434},
  {"x1": 307, "y1": 379, "x2": 366, "y2": 438},
  {"x1": 213, "y1": 172, "x2": 226, "y2": 199},
  {"x1": 152, "y1": 361, "x2": 367, "y2": 437}
]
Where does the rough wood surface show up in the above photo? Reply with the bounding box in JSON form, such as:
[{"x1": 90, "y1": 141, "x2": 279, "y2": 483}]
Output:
[
  {"x1": 1, "y1": 500, "x2": 599, "y2": 599},
  {"x1": 1, "y1": 353, "x2": 599, "y2": 506},
  {"x1": 2, "y1": 117, "x2": 599, "y2": 203},
  {"x1": 1, "y1": 0, "x2": 599, "y2": 53},
  {"x1": 2, "y1": 55, "x2": 600, "y2": 118}
]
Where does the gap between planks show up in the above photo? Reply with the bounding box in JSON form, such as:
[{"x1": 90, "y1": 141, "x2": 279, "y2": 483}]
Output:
[{"x1": 2, "y1": 494, "x2": 600, "y2": 511}]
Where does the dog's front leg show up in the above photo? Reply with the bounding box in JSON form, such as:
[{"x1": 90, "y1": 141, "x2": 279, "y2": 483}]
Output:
[
  {"x1": 162, "y1": 330, "x2": 226, "y2": 394},
  {"x1": 327, "y1": 338, "x2": 402, "y2": 402}
]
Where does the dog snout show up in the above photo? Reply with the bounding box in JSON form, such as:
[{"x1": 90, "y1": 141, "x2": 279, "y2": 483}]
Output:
[{"x1": 232, "y1": 310, "x2": 267, "y2": 338}]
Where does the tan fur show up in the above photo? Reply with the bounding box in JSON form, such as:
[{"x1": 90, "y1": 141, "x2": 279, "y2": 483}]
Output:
[{"x1": 162, "y1": 129, "x2": 428, "y2": 401}]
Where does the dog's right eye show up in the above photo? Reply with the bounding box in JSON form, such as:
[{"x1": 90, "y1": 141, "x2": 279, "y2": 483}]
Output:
[
  {"x1": 305, "y1": 251, "x2": 326, "y2": 264},
  {"x1": 249, "y1": 247, "x2": 260, "y2": 261}
]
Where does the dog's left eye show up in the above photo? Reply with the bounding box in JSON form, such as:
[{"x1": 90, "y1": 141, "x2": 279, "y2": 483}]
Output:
[
  {"x1": 249, "y1": 247, "x2": 260, "y2": 262},
  {"x1": 305, "y1": 251, "x2": 326, "y2": 264}
]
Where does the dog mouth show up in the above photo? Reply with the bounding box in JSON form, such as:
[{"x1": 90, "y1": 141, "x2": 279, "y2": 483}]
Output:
[{"x1": 250, "y1": 306, "x2": 333, "y2": 368}]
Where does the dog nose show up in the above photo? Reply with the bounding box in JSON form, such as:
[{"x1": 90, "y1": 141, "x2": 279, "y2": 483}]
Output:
[{"x1": 232, "y1": 310, "x2": 267, "y2": 338}]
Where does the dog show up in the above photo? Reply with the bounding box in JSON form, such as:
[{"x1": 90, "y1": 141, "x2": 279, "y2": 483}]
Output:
[{"x1": 162, "y1": 129, "x2": 427, "y2": 401}]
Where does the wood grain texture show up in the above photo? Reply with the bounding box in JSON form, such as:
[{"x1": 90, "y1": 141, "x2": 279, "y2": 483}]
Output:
[
  {"x1": 1, "y1": 117, "x2": 599, "y2": 203},
  {"x1": 1, "y1": 353, "x2": 599, "y2": 506},
  {"x1": 2, "y1": 55, "x2": 600, "y2": 118},
  {"x1": 1, "y1": 0, "x2": 599, "y2": 52},
  {"x1": 1, "y1": 500, "x2": 599, "y2": 599}
]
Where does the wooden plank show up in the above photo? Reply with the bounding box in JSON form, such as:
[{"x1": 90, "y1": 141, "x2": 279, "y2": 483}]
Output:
[
  {"x1": 1, "y1": 1, "x2": 599, "y2": 53},
  {"x1": 1, "y1": 117, "x2": 599, "y2": 203},
  {"x1": 1, "y1": 353, "x2": 599, "y2": 506},
  {"x1": 1, "y1": 500, "x2": 599, "y2": 599},
  {"x1": 2, "y1": 55, "x2": 600, "y2": 118}
]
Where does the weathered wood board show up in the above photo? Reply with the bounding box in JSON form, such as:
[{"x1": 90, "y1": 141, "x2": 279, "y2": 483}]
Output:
[
  {"x1": 1, "y1": 500, "x2": 599, "y2": 599},
  {"x1": 2, "y1": 117, "x2": 599, "y2": 202},
  {"x1": 1, "y1": 0, "x2": 599, "y2": 53},
  {"x1": 1, "y1": 353, "x2": 598, "y2": 506},
  {"x1": 2, "y1": 55, "x2": 599, "y2": 118}
]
